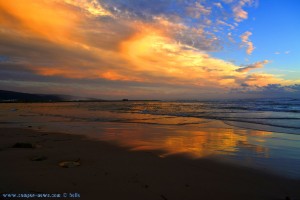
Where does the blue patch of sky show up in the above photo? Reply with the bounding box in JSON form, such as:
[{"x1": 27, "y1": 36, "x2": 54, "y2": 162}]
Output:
[
  {"x1": 211, "y1": 0, "x2": 300, "y2": 80},
  {"x1": 248, "y1": 0, "x2": 300, "y2": 80}
]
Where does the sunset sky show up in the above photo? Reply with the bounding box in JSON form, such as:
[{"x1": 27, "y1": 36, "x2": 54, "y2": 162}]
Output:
[{"x1": 0, "y1": 0, "x2": 300, "y2": 99}]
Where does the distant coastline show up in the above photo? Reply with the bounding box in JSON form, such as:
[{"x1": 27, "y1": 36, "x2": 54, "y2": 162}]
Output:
[{"x1": 0, "y1": 90, "x2": 160, "y2": 103}]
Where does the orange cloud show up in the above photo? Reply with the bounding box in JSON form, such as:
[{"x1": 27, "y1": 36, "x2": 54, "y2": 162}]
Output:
[
  {"x1": 237, "y1": 60, "x2": 270, "y2": 73},
  {"x1": 36, "y1": 67, "x2": 94, "y2": 79},
  {"x1": 24, "y1": 24, "x2": 289, "y2": 91},
  {"x1": 240, "y1": 31, "x2": 254, "y2": 55},
  {"x1": 119, "y1": 27, "x2": 245, "y2": 88},
  {"x1": 100, "y1": 71, "x2": 143, "y2": 82},
  {"x1": 244, "y1": 73, "x2": 288, "y2": 87},
  {"x1": 0, "y1": 0, "x2": 80, "y2": 42},
  {"x1": 63, "y1": 0, "x2": 113, "y2": 17}
]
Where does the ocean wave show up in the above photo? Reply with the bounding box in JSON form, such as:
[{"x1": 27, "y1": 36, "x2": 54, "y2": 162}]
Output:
[{"x1": 22, "y1": 99, "x2": 300, "y2": 134}]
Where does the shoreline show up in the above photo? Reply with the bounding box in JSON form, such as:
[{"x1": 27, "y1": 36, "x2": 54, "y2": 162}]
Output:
[{"x1": 1, "y1": 127, "x2": 300, "y2": 200}]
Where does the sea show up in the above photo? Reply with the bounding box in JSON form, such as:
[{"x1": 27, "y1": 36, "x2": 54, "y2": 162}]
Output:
[{"x1": 1, "y1": 98, "x2": 300, "y2": 178}]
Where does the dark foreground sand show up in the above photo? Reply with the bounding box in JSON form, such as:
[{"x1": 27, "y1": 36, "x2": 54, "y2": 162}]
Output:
[{"x1": 0, "y1": 128, "x2": 299, "y2": 200}]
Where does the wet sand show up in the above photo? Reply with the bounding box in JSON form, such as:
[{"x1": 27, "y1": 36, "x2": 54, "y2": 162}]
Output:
[{"x1": 0, "y1": 127, "x2": 300, "y2": 200}]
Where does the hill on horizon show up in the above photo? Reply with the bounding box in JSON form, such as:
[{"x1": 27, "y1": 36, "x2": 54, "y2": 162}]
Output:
[{"x1": 0, "y1": 90, "x2": 66, "y2": 102}]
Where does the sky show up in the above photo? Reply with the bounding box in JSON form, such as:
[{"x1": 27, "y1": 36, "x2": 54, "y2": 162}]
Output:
[{"x1": 0, "y1": 0, "x2": 300, "y2": 100}]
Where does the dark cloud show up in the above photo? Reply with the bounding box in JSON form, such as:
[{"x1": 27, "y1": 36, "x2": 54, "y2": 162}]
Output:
[{"x1": 231, "y1": 84, "x2": 300, "y2": 98}]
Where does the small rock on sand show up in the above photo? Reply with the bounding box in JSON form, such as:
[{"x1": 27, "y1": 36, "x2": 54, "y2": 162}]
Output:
[
  {"x1": 12, "y1": 142, "x2": 35, "y2": 148},
  {"x1": 59, "y1": 159, "x2": 80, "y2": 168}
]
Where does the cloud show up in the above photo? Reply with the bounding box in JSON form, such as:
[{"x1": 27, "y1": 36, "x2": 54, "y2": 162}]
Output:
[
  {"x1": 274, "y1": 51, "x2": 291, "y2": 55},
  {"x1": 240, "y1": 31, "x2": 255, "y2": 55},
  {"x1": 238, "y1": 73, "x2": 292, "y2": 87},
  {"x1": 236, "y1": 60, "x2": 269, "y2": 73},
  {"x1": 232, "y1": 0, "x2": 253, "y2": 22},
  {"x1": 186, "y1": 2, "x2": 211, "y2": 19},
  {"x1": 213, "y1": 2, "x2": 223, "y2": 8},
  {"x1": 0, "y1": 0, "x2": 298, "y2": 99},
  {"x1": 64, "y1": 0, "x2": 113, "y2": 17},
  {"x1": 216, "y1": 20, "x2": 235, "y2": 29},
  {"x1": 0, "y1": 0, "x2": 81, "y2": 43},
  {"x1": 231, "y1": 84, "x2": 300, "y2": 98}
]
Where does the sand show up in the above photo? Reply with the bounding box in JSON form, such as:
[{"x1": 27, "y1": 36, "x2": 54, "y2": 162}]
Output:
[{"x1": 0, "y1": 127, "x2": 300, "y2": 200}]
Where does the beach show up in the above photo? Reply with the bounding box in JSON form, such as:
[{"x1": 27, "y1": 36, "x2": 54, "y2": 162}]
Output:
[
  {"x1": 1, "y1": 127, "x2": 300, "y2": 200},
  {"x1": 1, "y1": 101, "x2": 300, "y2": 200}
]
